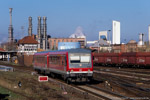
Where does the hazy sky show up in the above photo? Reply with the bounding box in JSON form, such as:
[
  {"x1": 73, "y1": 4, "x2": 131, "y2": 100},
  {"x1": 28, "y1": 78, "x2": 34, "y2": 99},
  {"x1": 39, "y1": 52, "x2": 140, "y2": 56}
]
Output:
[{"x1": 0, "y1": 0, "x2": 150, "y2": 43}]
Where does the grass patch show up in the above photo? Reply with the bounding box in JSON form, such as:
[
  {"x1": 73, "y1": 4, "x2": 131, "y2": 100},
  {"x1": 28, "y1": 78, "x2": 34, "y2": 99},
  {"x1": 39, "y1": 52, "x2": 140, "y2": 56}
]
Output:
[
  {"x1": 0, "y1": 86, "x2": 26, "y2": 100},
  {"x1": 0, "y1": 68, "x2": 89, "y2": 100}
]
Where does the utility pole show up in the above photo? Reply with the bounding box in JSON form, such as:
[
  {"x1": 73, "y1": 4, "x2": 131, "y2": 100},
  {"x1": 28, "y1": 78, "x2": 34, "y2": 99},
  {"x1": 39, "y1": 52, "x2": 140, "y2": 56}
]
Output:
[
  {"x1": 21, "y1": 26, "x2": 24, "y2": 38},
  {"x1": 108, "y1": 30, "x2": 111, "y2": 53},
  {"x1": 98, "y1": 40, "x2": 100, "y2": 53}
]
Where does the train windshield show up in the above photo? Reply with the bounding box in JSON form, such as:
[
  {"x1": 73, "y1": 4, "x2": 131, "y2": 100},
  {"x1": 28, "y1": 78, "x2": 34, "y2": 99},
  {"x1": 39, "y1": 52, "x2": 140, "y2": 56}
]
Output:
[{"x1": 69, "y1": 53, "x2": 92, "y2": 68}]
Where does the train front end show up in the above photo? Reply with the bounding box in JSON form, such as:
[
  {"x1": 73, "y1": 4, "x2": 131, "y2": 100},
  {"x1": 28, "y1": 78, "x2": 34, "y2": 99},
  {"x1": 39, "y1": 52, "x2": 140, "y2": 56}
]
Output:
[{"x1": 66, "y1": 49, "x2": 93, "y2": 82}]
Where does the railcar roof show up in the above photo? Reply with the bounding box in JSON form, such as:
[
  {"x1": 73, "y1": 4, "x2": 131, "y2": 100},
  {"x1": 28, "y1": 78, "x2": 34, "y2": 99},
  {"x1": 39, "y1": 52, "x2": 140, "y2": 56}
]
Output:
[{"x1": 36, "y1": 48, "x2": 91, "y2": 54}]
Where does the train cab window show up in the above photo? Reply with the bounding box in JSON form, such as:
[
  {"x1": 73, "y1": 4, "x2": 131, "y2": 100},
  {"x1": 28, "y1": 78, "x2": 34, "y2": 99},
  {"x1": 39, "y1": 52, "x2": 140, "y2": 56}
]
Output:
[
  {"x1": 69, "y1": 54, "x2": 91, "y2": 64},
  {"x1": 70, "y1": 55, "x2": 80, "y2": 63},
  {"x1": 80, "y1": 56, "x2": 90, "y2": 63}
]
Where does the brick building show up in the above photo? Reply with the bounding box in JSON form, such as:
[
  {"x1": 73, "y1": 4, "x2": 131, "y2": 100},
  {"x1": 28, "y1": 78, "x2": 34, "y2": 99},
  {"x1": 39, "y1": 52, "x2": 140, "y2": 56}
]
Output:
[
  {"x1": 48, "y1": 38, "x2": 86, "y2": 50},
  {"x1": 112, "y1": 40, "x2": 138, "y2": 53},
  {"x1": 126, "y1": 40, "x2": 138, "y2": 52}
]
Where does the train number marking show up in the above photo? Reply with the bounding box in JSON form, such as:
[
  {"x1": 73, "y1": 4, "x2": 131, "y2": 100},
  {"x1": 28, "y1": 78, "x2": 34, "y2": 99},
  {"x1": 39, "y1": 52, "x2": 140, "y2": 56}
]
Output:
[
  {"x1": 122, "y1": 58, "x2": 127, "y2": 62},
  {"x1": 107, "y1": 58, "x2": 111, "y2": 62},
  {"x1": 139, "y1": 59, "x2": 145, "y2": 63}
]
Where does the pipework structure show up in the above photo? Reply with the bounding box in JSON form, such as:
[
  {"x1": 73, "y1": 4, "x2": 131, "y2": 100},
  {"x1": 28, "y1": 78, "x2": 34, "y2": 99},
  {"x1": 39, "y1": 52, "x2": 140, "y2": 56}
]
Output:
[
  {"x1": 8, "y1": 8, "x2": 14, "y2": 43},
  {"x1": 37, "y1": 16, "x2": 48, "y2": 50},
  {"x1": 37, "y1": 16, "x2": 42, "y2": 49},
  {"x1": 43, "y1": 16, "x2": 47, "y2": 50},
  {"x1": 28, "y1": 16, "x2": 32, "y2": 36}
]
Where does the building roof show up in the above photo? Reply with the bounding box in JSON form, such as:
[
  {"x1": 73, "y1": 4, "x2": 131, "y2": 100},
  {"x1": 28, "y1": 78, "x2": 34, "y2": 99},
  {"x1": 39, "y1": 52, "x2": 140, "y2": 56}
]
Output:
[
  {"x1": 87, "y1": 39, "x2": 109, "y2": 48},
  {"x1": 35, "y1": 48, "x2": 91, "y2": 55},
  {"x1": 128, "y1": 40, "x2": 137, "y2": 44},
  {"x1": 18, "y1": 36, "x2": 38, "y2": 44},
  {"x1": 49, "y1": 38, "x2": 85, "y2": 39},
  {"x1": 0, "y1": 48, "x2": 5, "y2": 51}
]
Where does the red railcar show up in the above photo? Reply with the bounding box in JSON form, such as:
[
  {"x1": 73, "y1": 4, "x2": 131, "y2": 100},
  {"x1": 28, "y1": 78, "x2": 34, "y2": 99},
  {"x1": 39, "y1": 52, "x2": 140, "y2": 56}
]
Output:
[
  {"x1": 120, "y1": 52, "x2": 137, "y2": 66},
  {"x1": 33, "y1": 49, "x2": 93, "y2": 83},
  {"x1": 120, "y1": 53, "x2": 128, "y2": 66},
  {"x1": 136, "y1": 52, "x2": 150, "y2": 67},
  {"x1": 104, "y1": 53, "x2": 121, "y2": 66},
  {"x1": 93, "y1": 52, "x2": 150, "y2": 68},
  {"x1": 93, "y1": 53, "x2": 105, "y2": 65}
]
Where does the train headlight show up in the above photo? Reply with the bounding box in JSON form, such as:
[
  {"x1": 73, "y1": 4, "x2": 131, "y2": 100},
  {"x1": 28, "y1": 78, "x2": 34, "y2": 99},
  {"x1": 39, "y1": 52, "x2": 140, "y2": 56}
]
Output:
[{"x1": 71, "y1": 69, "x2": 73, "y2": 72}]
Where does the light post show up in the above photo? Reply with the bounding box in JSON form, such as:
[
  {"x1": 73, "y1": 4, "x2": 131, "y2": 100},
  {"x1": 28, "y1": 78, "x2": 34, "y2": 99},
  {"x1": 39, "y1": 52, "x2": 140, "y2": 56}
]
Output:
[
  {"x1": 108, "y1": 30, "x2": 111, "y2": 52},
  {"x1": 98, "y1": 40, "x2": 100, "y2": 53}
]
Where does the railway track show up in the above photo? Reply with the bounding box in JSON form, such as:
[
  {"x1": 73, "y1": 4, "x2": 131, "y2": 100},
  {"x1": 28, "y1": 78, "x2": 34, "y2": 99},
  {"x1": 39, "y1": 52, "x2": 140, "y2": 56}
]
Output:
[
  {"x1": 40, "y1": 74, "x2": 135, "y2": 100},
  {"x1": 108, "y1": 75, "x2": 150, "y2": 98},
  {"x1": 94, "y1": 66, "x2": 150, "y2": 82},
  {"x1": 93, "y1": 66, "x2": 150, "y2": 99},
  {"x1": 78, "y1": 84, "x2": 132, "y2": 100},
  {"x1": 48, "y1": 76, "x2": 130, "y2": 100},
  {"x1": 94, "y1": 70, "x2": 150, "y2": 82},
  {"x1": 94, "y1": 72, "x2": 150, "y2": 99},
  {"x1": 47, "y1": 69, "x2": 150, "y2": 100},
  {"x1": 94, "y1": 66, "x2": 150, "y2": 74}
]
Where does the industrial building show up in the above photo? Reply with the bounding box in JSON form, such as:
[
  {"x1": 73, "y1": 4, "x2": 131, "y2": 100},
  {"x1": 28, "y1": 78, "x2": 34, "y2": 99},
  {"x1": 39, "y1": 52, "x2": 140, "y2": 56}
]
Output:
[
  {"x1": 58, "y1": 42, "x2": 80, "y2": 50},
  {"x1": 86, "y1": 40, "x2": 109, "y2": 52},
  {"x1": 99, "y1": 31, "x2": 107, "y2": 41},
  {"x1": 48, "y1": 38, "x2": 85, "y2": 50},
  {"x1": 112, "y1": 20, "x2": 120, "y2": 44}
]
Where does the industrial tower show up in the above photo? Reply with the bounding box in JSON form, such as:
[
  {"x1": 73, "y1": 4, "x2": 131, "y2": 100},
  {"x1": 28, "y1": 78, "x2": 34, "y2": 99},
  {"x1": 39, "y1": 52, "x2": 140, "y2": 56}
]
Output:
[
  {"x1": 8, "y1": 8, "x2": 14, "y2": 43},
  {"x1": 37, "y1": 16, "x2": 48, "y2": 50},
  {"x1": 37, "y1": 16, "x2": 42, "y2": 49},
  {"x1": 28, "y1": 16, "x2": 32, "y2": 36},
  {"x1": 43, "y1": 16, "x2": 47, "y2": 50}
]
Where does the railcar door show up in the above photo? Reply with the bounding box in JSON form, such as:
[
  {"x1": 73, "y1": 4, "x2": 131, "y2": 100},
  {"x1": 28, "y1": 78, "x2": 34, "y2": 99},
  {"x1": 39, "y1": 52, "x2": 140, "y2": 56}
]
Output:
[
  {"x1": 45, "y1": 56, "x2": 47, "y2": 69},
  {"x1": 62, "y1": 56, "x2": 67, "y2": 71}
]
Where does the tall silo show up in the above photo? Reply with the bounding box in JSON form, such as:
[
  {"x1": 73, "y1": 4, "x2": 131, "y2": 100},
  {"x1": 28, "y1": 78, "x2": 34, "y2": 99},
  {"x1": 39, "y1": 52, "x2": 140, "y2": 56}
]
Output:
[{"x1": 138, "y1": 33, "x2": 144, "y2": 45}]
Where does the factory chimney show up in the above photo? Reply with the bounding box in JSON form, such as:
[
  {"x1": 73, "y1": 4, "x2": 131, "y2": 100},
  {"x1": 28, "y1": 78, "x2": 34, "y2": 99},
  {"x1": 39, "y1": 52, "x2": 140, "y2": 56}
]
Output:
[
  {"x1": 8, "y1": 8, "x2": 14, "y2": 43},
  {"x1": 37, "y1": 16, "x2": 42, "y2": 49},
  {"x1": 28, "y1": 16, "x2": 32, "y2": 36},
  {"x1": 43, "y1": 16, "x2": 47, "y2": 50}
]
